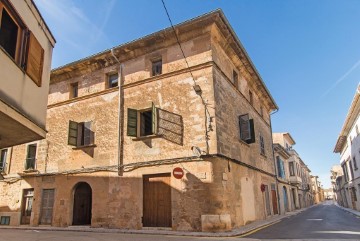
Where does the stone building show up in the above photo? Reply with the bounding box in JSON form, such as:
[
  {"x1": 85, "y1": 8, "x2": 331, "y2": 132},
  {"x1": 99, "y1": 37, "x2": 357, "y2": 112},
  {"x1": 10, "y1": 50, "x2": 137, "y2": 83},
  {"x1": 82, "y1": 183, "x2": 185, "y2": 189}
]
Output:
[
  {"x1": 0, "y1": 10, "x2": 280, "y2": 231},
  {"x1": 330, "y1": 165, "x2": 343, "y2": 203},
  {"x1": 273, "y1": 143, "x2": 297, "y2": 214},
  {"x1": 0, "y1": 0, "x2": 55, "y2": 150},
  {"x1": 334, "y1": 85, "x2": 360, "y2": 211},
  {"x1": 273, "y1": 132, "x2": 314, "y2": 211}
]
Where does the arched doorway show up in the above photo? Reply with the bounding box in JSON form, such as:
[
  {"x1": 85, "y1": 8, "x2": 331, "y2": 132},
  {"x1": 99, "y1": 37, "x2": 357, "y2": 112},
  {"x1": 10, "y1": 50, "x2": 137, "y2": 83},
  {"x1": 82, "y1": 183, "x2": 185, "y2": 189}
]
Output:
[
  {"x1": 283, "y1": 186, "x2": 289, "y2": 212},
  {"x1": 73, "y1": 182, "x2": 92, "y2": 225}
]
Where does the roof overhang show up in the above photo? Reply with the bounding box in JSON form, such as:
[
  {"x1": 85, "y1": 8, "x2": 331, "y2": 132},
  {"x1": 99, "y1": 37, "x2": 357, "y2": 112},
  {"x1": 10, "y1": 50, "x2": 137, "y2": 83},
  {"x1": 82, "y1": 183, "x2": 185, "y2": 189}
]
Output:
[
  {"x1": 334, "y1": 85, "x2": 360, "y2": 153},
  {"x1": 0, "y1": 100, "x2": 46, "y2": 148},
  {"x1": 50, "y1": 9, "x2": 278, "y2": 110},
  {"x1": 274, "y1": 143, "x2": 290, "y2": 159}
]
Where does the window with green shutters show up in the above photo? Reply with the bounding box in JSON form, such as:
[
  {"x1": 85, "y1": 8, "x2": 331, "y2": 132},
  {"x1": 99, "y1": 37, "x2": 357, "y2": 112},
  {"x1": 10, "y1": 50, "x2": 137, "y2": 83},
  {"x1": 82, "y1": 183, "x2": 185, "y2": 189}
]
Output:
[
  {"x1": 239, "y1": 114, "x2": 255, "y2": 144},
  {"x1": 127, "y1": 103, "x2": 158, "y2": 137},
  {"x1": 68, "y1": 121, "x2": 94, "y2": 147}
]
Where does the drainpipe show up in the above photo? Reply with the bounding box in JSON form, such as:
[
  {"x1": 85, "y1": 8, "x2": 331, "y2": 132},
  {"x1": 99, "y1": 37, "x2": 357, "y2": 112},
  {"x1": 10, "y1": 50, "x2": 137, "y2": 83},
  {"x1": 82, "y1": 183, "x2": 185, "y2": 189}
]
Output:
[
  {"x1": 270, "y1": 108, "x2": 281, "y2": 214},
  {"x1": 111, "y1": 49, "x2": 123, "y2": 176}
]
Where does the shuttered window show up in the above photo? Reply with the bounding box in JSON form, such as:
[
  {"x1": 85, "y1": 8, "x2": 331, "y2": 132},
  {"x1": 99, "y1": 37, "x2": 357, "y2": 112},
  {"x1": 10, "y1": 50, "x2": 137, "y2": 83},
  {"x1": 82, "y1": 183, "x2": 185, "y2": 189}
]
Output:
[
  {"x1": 26, "y1": 32, "x2": 44, "y2": 86},
  {"x1": 25, "y1": 144, "x2": 37, "y2": 170},
  {"x1": 239, "y1": 114, "x2": 255, "y2": 144},
  {"x1": 232, "y1": 70, "x2": 238, "y2": 89},
  {"x1": 152, "y1": 59, "x2": 162, "y2": 76},
  {"x1": 127, "y1": 103, "x2": 158, "y2": 137},
  {"x1": 127, "y1": 109, "x2": 138, "y2": 137},
  {"x1": 68, "y1": 121, "x2": 94, "y2": 147},
  {"x1": 260, "y1": 134, "x2": 265, "y2": 156},
  {"x1": 0, "y1": 149, "x2": 7, "y2": 172},
  {"x1": 276, "y1": 156, "x2": 285, "y2": 178}
]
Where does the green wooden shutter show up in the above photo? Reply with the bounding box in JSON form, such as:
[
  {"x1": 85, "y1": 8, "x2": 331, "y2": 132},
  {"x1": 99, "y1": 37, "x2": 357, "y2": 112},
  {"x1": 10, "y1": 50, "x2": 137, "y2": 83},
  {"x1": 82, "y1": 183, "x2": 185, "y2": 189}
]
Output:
[
  {"x1": 152, "y1": 102, "x2": 157, "y2": 135},
  {"x1": 68, "y1": 120, "x2": 78, "y2": 146},
  {"x1": 276, "y1": 156, "x2": 281, "y2": 178},
  {"x1": 239, "y1": 114, "x2": 250, "y2": 141},
  {"x1": 247, "y1": 119, "x2": 256, "y2": 144},
  {"x1": 127, "y1": 108, "x2": 138, "y2": 137},
  {"x1": 84, "y1": 122, "x2": 92, "y2": 145}
]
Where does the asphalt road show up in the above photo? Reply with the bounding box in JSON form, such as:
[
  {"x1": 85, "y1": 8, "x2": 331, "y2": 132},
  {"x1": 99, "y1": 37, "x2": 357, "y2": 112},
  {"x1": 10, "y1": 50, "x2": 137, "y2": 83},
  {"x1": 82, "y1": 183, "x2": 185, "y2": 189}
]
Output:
[
  {"x1": 0, "y1": 202, "x2": 358, "y2": 241},
  {"x1": 246, "y1": 201, "x2": 360, "y2": 240}
]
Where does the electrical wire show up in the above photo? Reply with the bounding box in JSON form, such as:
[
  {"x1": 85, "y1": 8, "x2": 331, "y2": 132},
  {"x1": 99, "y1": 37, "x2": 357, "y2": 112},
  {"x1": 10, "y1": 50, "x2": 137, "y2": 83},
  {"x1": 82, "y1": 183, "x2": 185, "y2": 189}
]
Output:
[{"x1": 160, "y1": 0, "x2": 211, "y2": 153}]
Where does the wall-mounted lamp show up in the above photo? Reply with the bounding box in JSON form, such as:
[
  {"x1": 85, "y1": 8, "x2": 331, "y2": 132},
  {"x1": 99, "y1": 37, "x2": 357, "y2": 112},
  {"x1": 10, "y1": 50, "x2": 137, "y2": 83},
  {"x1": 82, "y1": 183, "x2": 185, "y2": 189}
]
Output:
[{"x1": 193, "y1": 84, "x2": 202, "y2": 95}]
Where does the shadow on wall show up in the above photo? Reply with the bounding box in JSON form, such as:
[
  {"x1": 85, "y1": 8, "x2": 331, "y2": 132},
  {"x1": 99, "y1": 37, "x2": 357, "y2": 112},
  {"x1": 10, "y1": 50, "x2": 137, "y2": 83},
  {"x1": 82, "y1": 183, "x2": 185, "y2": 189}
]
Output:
[
  {"x1": 157, "y1": 108, "x2": 184, "y2": 146},
  {"x1": 0, "y1": 165, "x2": 229, "y2": 231}
]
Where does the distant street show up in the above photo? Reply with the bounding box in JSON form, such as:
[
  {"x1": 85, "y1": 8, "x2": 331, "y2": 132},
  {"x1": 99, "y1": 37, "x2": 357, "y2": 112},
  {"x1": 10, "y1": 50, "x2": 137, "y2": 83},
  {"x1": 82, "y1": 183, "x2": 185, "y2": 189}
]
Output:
[
  {"x1": 0, "y1": 201, "x2": 359, "y2": 241},
  {"x1": 246, "y1": 201, "x2": 360, "y2": 240}
]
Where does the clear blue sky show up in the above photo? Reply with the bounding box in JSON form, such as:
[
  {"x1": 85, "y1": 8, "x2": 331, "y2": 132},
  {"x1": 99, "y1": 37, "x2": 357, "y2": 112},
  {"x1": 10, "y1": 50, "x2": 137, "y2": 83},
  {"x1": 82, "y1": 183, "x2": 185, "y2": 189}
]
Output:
[{"x1": 34, "y1": 0, "x2": 360, "y2": 188}]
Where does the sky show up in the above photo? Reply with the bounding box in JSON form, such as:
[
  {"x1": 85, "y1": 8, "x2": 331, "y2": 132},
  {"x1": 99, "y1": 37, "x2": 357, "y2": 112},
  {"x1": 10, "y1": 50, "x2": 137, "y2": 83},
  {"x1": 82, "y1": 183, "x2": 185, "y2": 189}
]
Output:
[{"x1": 34, "y1": 0, "x2": 360, "y2": 188}]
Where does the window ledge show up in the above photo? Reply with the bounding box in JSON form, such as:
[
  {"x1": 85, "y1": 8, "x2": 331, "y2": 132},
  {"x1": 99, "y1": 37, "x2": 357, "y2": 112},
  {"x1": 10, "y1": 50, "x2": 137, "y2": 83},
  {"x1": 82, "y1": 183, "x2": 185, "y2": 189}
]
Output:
[
  {"x1": 260, "y1": 153, "x2": 267, "y2": 158},
  {"x1": 238, "y1": 139, "x2": 250, "y2": 147},
  {"x1": 133, "y1": 134, "x2": 161, "y2": 141},
  {"x1": 23, "y1": 169, "x2": 38, "y2": 173},
  {"x1": 72, "y1": 144, "x2": 97, "y2": 150}
]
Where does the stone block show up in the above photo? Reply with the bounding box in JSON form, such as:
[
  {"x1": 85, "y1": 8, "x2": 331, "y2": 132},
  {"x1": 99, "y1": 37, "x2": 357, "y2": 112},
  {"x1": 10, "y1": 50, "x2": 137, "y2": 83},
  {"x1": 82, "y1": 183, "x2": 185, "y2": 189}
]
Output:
[{"x1": 201, "y1": 214, "x2": 231, "y2": 232}]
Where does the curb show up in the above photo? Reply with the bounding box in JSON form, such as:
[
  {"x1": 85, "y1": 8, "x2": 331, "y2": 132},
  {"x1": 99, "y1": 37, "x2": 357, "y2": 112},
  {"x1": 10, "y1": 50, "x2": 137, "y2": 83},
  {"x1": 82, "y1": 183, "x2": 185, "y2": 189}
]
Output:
[
  {"x1": 335, "y1": 203, "x2": 360, "y2": 217},
  {"x1": 0, "y1": 207, "x2": 310, "y2": 237}
]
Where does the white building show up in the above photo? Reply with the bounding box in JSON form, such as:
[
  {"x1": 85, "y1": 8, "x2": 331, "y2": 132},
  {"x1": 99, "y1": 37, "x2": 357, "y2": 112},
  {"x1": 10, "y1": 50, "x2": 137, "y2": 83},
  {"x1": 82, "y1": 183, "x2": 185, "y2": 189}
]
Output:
[
  {"x1": 0, "y1": 0, "x2": 55, "y2": 149},
  {"x1": 334, "y1": 85, "x2": 360, "y2": 211}
]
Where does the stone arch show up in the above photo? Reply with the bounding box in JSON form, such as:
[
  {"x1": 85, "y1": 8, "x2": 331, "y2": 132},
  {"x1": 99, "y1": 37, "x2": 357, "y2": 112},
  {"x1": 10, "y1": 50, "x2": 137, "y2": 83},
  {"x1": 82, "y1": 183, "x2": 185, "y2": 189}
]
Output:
[{"x1": 72, "y1": 182, "x2": 92, "y2": 225}]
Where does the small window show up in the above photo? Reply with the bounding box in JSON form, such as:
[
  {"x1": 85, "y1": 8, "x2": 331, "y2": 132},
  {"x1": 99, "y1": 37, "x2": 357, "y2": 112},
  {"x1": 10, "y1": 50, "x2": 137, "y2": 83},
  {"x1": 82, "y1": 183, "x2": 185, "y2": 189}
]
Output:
[
  {"x1": 0, "y1": 149, "x2": 7, "y2": 172},
  {"x1": 0, "y1": 8, "x2": 18, "y2": 59},
  {"x1": 353, "y1": 157, "x2": 358, "y2": 170},
  {"x1": 107, "y1": 73, "x2": 118, "y2": 88},
  {"x1": 25, "y1": 144, "x2": 37, "y2": 170},
  {"x1": 70, "y1": 82, "x2": 78, "y2": 99},
  {"x1": 260, "y1": 133, "x2": 265, "y2": 156},
  {"x1": 249, "y1": 90, "x2": 253, "y2": 105},
  {"x1": 0, "y1": 2, "x2": 44, "y2": 85},
  {"x1": 232, "y1": 70, "x2": 238, "y2": 89},
  {"x1": 68, "y1": 121, "x2": 94, "y2": 147},
  {"x1": 127, "y1": 103, "x2": 157, "y2": 137},
  {"x1": 239, "y1": 114, "x2": 255, "y2": 144},
  {"x1": 260, "y1": 106, "x2": 263, "y2": 117},
  {"x1": 289, "y1": 162, "x2": 295, "y2": 176},
  {"x1": 152, "y1": 59, "x2": 162, "y2": 76},
  {"x1": 0, "y1": 216, "x2": 10, "y2": 225}
]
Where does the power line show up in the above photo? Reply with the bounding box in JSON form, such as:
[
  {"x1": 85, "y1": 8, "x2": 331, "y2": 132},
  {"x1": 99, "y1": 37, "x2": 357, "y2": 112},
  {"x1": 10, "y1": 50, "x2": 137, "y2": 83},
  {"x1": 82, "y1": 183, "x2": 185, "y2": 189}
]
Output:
[
  {"x1": 160, "y1": 0, "x2": 195, "y2": 83},
  {"x1": 160, "y1": 0, "x2": 212, "y2": 154}
]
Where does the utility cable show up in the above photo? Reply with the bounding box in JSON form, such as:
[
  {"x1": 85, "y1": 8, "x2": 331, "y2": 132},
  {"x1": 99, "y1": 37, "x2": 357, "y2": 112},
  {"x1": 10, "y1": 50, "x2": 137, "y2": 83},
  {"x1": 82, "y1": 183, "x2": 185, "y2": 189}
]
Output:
[{"x1": 160, "y1": 0, "x2": 211, "y2": 153}]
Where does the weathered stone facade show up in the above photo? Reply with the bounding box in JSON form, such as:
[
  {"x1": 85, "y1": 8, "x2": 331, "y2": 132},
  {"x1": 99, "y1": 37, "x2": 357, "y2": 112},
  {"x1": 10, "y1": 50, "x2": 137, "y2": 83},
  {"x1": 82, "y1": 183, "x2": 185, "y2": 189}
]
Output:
[{"x1": 0, "y1": 10, "x2": 280, "y2": 231}]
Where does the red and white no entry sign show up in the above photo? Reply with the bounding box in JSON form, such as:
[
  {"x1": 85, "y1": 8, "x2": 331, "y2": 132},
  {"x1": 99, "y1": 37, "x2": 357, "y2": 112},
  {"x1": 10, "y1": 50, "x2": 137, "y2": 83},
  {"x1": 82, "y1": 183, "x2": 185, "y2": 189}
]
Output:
[{"x1": 173, "y1": 167, "x2": 184, "y2": 179}]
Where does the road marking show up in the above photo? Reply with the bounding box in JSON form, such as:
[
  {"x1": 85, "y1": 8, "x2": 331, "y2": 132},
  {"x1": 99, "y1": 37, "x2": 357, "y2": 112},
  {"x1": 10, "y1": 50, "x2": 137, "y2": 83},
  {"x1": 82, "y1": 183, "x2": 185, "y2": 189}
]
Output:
[
  {"x1": 315, "y1": 231, "x2": 360, "y2": 235},
  {"x1": 235, "y1": 220, "x2": 282, "y2": 237},
  {"x1": 307, "y1": 219, "x2": 323, "y2": 221}
]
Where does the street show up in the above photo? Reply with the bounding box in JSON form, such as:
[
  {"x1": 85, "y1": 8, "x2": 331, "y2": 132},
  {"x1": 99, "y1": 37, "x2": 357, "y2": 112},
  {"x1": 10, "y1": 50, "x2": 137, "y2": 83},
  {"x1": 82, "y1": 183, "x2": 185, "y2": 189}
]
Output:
[
  {"x1": 246, "y1": 201, "x2": 360, "y2": 240},
  {"x1": 0, "y1": 202, "x2": 359, "y2": 241}
]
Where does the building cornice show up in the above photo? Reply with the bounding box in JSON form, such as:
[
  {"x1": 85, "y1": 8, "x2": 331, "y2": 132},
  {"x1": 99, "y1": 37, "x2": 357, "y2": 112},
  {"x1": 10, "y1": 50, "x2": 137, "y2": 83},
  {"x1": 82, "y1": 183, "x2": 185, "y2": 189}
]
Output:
[
  {"x1": 50, "y1": 9, "x2": 278, "y2": 111},
  {"x1": 334, "y1": 85, "x2": 360, "y2": 153}
]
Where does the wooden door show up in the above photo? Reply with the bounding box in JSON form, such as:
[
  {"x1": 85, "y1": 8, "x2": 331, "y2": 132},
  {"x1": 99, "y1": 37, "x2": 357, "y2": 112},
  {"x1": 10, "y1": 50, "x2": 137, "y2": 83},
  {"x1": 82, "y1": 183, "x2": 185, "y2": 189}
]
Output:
[
  {"x1": 143, "y1": 173, "x2": 171, "y2": 227},
  {"x1": 264, "y1": 185, "x2": 271, "y2": 216},
  {"x1": 271, "y1": 189, "x2": 278, "y2": 215},
  {"x1": 21, "y1": 189, "x2": 34, "y2": 224},
  {"x1": 73, "y1": 183, "x2": 92, "y2": 225},
  {"x1": 40, "y1": 189, "x2": 55, "y2": 224},
  {"x1": 350, "y1": 187, "x2": 357, "y2": 210}
]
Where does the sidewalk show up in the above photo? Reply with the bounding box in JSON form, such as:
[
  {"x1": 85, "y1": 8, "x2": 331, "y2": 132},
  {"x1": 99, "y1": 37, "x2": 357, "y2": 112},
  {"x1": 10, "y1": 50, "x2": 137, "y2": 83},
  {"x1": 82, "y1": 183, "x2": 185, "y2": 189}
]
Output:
[
  {"x1": 0, "y1": 207, "x2": 311, "y2": 237},
  {"x1": 335, "y1": 202, "x2": 360, "y2": 217}
]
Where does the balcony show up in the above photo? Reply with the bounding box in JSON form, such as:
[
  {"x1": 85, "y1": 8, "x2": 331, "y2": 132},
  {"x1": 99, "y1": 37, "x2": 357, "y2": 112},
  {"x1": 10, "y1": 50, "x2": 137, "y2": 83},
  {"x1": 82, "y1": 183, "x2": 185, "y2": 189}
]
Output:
[
  {"x1": 0, "y1": 100, "x2": 46, "y2": 149},
  {"x1": 289, "y1": 175, "x2": 302, "y2": 185}
]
